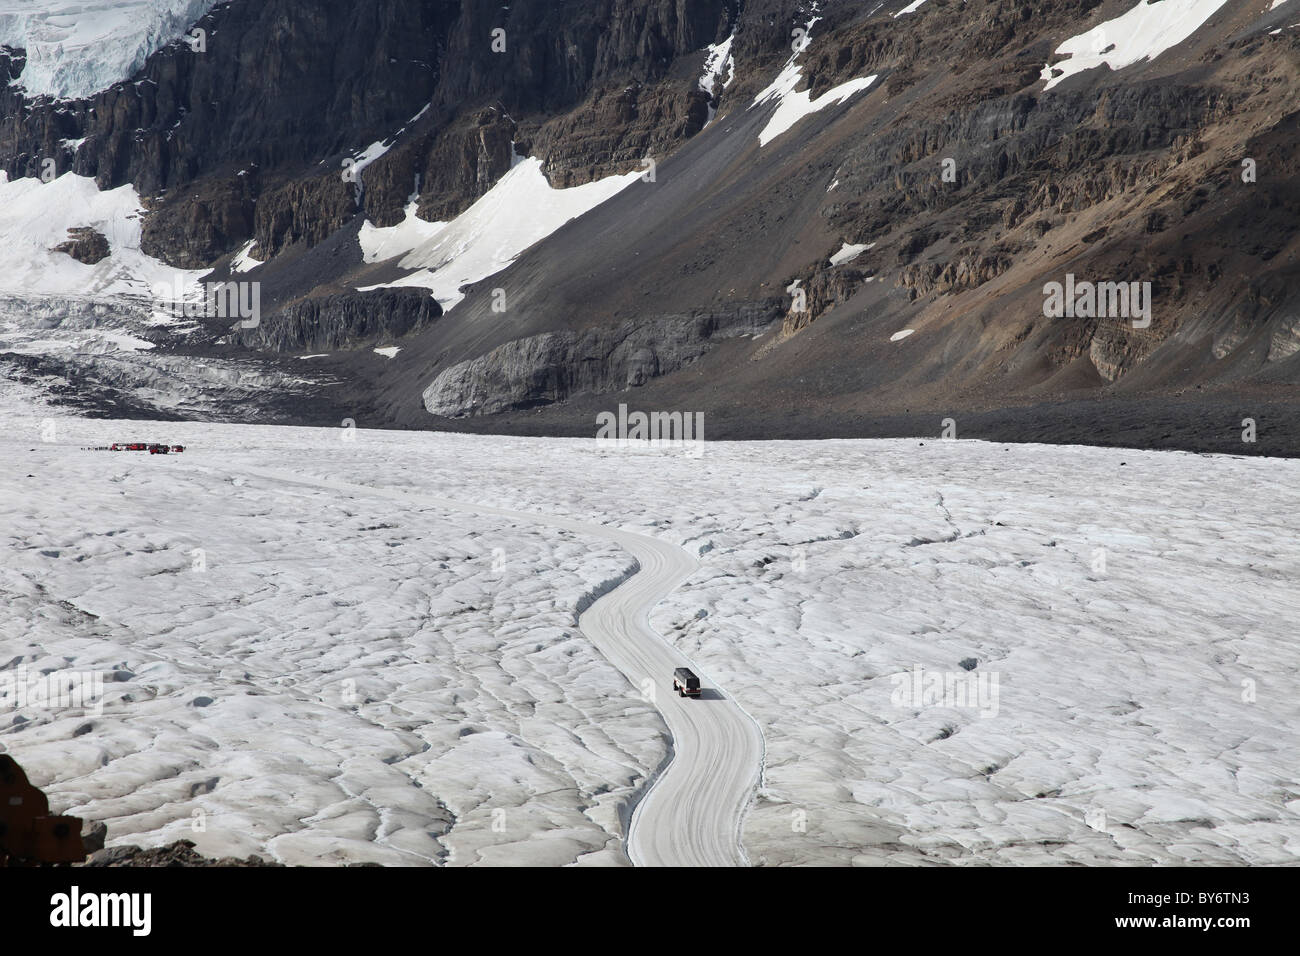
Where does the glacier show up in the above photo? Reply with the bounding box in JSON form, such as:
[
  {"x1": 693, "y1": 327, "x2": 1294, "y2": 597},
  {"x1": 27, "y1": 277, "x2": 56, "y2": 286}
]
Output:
[
  {"x1": 0, "y1": 0, "x2": 217, "y2": 100},
  {"x1": 4, "y1": 397, "x2": 1297, "y2": 865}
]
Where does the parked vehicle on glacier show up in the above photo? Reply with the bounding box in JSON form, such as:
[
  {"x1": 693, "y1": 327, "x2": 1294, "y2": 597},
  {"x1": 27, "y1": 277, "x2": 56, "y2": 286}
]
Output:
[
  {"x1": 673, "y1": 667, "x2": 701, "y2": 698},
  {"x1": 102, "y1": 442, "x2": 183, "y2": 453}
]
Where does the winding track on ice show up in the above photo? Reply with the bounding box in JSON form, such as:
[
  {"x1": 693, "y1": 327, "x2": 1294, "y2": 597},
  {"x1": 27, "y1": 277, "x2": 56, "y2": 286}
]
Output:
[{"x1": 235, "y1": 466, "x2": 765, "y2": 867}]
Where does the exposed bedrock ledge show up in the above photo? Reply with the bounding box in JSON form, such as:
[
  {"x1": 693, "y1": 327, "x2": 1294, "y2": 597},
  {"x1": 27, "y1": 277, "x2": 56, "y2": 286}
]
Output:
[
  {"x1": 54, "y1": 227, "x2": 111, "y2": 265},
  {"x1": 236, "y1": 287, "x2": 442, "y2": 353},
  {"x1": 423, "y1": 305, "x2": 780, "y2": 418}
]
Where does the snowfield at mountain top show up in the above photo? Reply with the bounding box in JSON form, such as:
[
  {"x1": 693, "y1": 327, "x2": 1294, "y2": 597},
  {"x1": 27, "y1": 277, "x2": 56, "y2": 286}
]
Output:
[{"x1": 3, "y1": 396, "x2": 1297, "y2": 865}]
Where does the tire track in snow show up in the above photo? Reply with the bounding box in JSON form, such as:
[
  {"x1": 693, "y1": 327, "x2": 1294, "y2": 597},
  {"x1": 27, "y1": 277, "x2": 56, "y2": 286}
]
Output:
[{"x1": 229, "y1": 465, "x2": 765, "y2": 867}]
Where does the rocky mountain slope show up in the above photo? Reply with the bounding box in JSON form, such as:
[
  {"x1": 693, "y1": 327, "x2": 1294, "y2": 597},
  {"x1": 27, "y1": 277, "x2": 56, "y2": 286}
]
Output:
[{"x1": 2, "y1": 0, "x2": 1299, "y2": 454}]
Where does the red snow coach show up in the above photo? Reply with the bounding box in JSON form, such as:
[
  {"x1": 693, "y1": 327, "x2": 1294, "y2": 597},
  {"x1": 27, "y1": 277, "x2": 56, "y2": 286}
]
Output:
[
  {"x1": 673, "y1": 667, "x2": 702, "y2": 699},
  {"x1": 104, "y1": 442, "x2": 183, "y2": 453}
]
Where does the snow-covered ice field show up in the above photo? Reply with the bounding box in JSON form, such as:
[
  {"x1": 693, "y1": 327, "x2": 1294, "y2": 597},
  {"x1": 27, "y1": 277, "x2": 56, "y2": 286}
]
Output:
[
  {"x1": 1, "y1": 411, "x2": 662, "y2": 866},
  {"x1": 3, "y1": 397, "x2": 1298, "y2": 865}
]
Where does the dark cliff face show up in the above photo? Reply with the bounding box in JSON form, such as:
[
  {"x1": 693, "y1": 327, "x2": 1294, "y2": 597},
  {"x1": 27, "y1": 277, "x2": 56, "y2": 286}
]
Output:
[
  {"x1": 0, "y1": 0, "x2": 454, "y2": 270},
  {"x1": 1, "y1": 2, "x2": 451, "y2": 194},
  {"x1": 235, "y1": 288, "x2": 444, "y2": 354},
  {"x1": 432, "y1": 0, "x2": 740, "y2": 112},
  {"x1": 0, "y1": 0, "x2": 741, "y2": 268}
]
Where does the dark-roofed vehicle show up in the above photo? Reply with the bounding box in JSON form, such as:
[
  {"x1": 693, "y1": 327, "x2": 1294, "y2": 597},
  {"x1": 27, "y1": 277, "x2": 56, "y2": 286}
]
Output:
[{"x1": 673, "y1": 667, "x2": 701, "y2": 699}]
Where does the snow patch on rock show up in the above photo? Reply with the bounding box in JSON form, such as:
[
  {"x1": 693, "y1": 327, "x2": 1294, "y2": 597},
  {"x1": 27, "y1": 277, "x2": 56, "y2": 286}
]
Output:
[
  {"x1": 230, "y1": 240, "x2": 263, "y2": 275},
  {"x1": 1041, "y1": 0, "x2": 1231, "y2": 91},
  {"x1": 699, "y1": 34, "x2": 735, "y2": 96},
  {"x1": 358, "y1": 157, "x2": 640, "y2": 312},
  {"x1": 830, "y1": 242, "x2": 875, "y2": 266},
  {"x1": 358, "y1": 202, "x2": 446, "y2": 265},
  {"x1": 753, "y1": 51, "x2": 877, "y2": 148}
]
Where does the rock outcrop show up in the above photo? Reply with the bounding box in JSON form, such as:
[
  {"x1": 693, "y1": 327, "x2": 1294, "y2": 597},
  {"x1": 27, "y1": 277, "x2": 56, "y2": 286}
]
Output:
[
  {"x1": 82, "y1": 840, "x2": 282, "y2": 867},
  {"x1": 236, "y1": 288, "x2": 443, "y2": 353},
  {"x1": 424, "y1": 305, "x2": 779, "y2": 417},
  {"x1": 53, "y1": 227, "x2": 110, "y2": 265}
]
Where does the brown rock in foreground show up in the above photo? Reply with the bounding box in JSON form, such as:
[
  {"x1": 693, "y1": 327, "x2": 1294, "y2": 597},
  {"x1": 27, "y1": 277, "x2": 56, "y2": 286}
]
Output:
[{"x1": 80, "y1": 840, "x2": 283, "y2": 868}]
